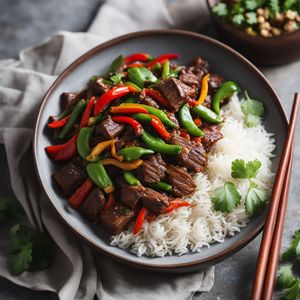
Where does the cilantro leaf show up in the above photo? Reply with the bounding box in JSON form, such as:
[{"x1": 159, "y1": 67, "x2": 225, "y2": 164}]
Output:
[
  {"x1": 282, "y1": 230, "x2": 300, "y2": 262},
  {"x1": 212, "y1": 3, "x2": 228, "y2": 16},
  {"x1": 10, "y1": 224, "x2": 53, "y2": 274},
  {"x1": 245, "y1": 183, "x2": 267, "y2": 216},
  {"x1": 246, "y1": 12, "x2": 258, "y2": 24},
  {"x1": 270, "y1": 0, "x2": 280, "y2": 14},
  {"x1": 284, "y1": 0, "x2": 296, "y2": 10},
  {"x1": 212, "y1": 182, "x2": 241, "y2": 213},
  {"x1": 277, "y1": 265, "x2": 297, "y2": 289},
  {"x1": 0, "y1": 197, "x2": 23, "y2": 224},
  {"x1": 110, "y1": 73, "x2": 124, "y2": 84},
  {"x1": 241, "y1": 91, "x2": 264, "y2": 127},
  {"x1": 245, "y1": 0, "x2": 258, "y2": 10},
  {"x1": 231, "y1": 159, "x2": 262, "y2": 179},
  {"x1": 283, "y1": 280, "x2": 300, "y2": 300},
  {"x1": 12, "y1": 242, "x2": 33, "y2": 274},
  {"x1": 232, "y1": 14, "x2": 245, "y2": 25}
]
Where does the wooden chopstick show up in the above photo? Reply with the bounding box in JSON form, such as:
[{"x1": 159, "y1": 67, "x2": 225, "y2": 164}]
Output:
[
  {"x1": 262, "y1": 143, "x2": 294, "y2": 300},
  {"x1": 251, "y1": 93, "x2": 299, "y2": 300}
]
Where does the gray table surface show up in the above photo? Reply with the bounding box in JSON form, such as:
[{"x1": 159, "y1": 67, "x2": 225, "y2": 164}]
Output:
[{"x1": 0, "y1": 0, "x2": 299, "y2": 299}]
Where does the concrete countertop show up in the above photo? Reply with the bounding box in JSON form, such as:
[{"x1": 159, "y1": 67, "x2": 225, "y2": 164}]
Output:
[{"x1": 0, "y1": 0, "x2": 299, "y2": 299}]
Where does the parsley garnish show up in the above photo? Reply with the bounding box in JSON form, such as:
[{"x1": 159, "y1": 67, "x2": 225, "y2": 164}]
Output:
[
  {"x1": 232, "y1": 14, "x2": 245, "y2": 25},
  {"x1": 245, "y1": 182, "x2": 267, "y2": 217},
  {"x1": 283, "y1": 280, "x2": 300, "y2": 300},
  {"x1": 241, "y1": 91, "x2": 264, "y2": 127},
  {"x1": 282, "y1": 230, "x2": 300, "y2": 262},
  {"x1": 10, "y1": 224, "x2": 53, "y2": 274},
  {"x1": 212, "y1": 182, "x2": 241, "y2": 213},
  {"x1": 231, "y1": 159, "x2": 262, "y2": 179},
  {"x1": 212, "y1": 3, "x2": 228, "y2": 16},
  {"x1": 277, "y1": 265, "x2": 297, "y2": 289},
  {"x1": 246, "y1": 12, "x2": 257, "y2": 24},
  {"x1": 110, "y1": 72, "x2": 124, "y2": 84}
]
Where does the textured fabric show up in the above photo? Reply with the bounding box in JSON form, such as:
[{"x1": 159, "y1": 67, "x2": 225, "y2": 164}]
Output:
[{"x1": 0, "y1": 0, "x2": 215, "y2": 299}]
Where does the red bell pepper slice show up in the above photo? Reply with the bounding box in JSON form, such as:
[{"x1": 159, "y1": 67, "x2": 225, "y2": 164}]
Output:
[
  {"x1": 124, "y1": 53, "x2": 150, "y2": 64},
  {"x1": 133, "y1": 207, "x2": 148, "y2": 235},
  {"x1": 111, "y1": 116, "x2": 143, "y2": 136},
  {"x1": 126, "y1": 63, "x2": 145, "y2": 68},
  {"x1": 94, "y1": 85, "x2": 138, "y2": 116},
  {"x1": 178, "y1": 129, "x2": 190, "y2": 141},
  {"x1": 102, "y1": 192, "x2": 115, "y2": 212},
  {"x1": 164, "y1": 200, "x2": 191, "y2": 213},
  {"x1": 47, "y1": 115, "x2": 70, "y2": 129},
  {"x1": 80, "y1": 96, "x2": 95, "y2": 127},
  {"x1": 142, "y1": 89, "x2": 171, "y2": 109},
  {"x1": 147, "y1": 53, "x2": 179, "y2": 69},
  {"x1": 45, "y1": 134, "x2": 78, "y2": 161},
  {"x1": 148, "y1": 114, "x2": 171, "y2": 140},
  {"x1": 68, "y1": 178, "x2": 93, "y2": 208},
  {"x1": 110, "y1": 104, "x2": 148, "y2": 115}
]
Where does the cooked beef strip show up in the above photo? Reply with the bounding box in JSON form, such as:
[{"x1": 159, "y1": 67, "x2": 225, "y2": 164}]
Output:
[
  {"x1": 208, "y1": 73, "x2": 224, "y2": 92},
  {"x1": 166, "y1": 112, "x2": 180, "y2": 128},
  {"x1": 201, "y1": 124, "x2": 223, "y2": 151},
  {"x1": 169, "y1": 130, "x2": 207, "y2": 173},
  {"x1": 87, "y1": 77, "x2": 111, "y2": 98},
  {"x1": 100, "y1": 201, "x2": 135, "y2": 234},
  {"x1": 166, "y1": 165, "x2": 196, "y2": 197},
  {"x1": 61, "y1": 90, "x2": 87, "y2": 112},
  {"x1": 120, "y1": 185, "x2": 146, "y2": 209},
  {"x1": 179, "y1": 71, "x2": 199, "y2": 87},
  {"x1": 157, "y1": 78, "x2": 196, "y2": 111},
  {"x1": 52, "y1": 160, "x2": 87, "y2": 196},
  {"x1": 141, "y1": 188, "x2": 169, "y2": 214},
  {"x1": 194, "y1": 56, "x2": 209, "y2": 73},
  {"x1": 95, "y1": 115, "x2": 125, "y2": 139},
  {"x1": 135, "y1": 154, "x2": 166, "y2": 185},
  {"x1": 79, "y1": 188, "x2": 106, "y2": 221},
  {"x1": 139, "y1": 93, "x2": 160, "y2": 108}
]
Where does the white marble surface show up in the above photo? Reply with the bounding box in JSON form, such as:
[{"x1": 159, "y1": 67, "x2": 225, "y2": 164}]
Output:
[{"x1": 0, "y1": 0, "x2": 300, "y2": 299}]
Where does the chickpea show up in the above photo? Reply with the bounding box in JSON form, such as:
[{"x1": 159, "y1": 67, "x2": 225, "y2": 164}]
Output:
[
  {"x1": 274, "y1": 12, "x2": 284, "y2": 22},
  {"x1": 271, "y1": 27, "x2": 282, "y2": 36},
  {"x1": 260, "y1": 29, "x2": 270, "y2": 37},
  {"x1": 257, "y1": 16, "x2": 265, "y2": 24},
  {"x1": 295, "y1": 15, "x2": 300, "y2": 22},
  {"x1": 257, "y1": 8, "x2": 264, "y2": 16},
  {"x1": 285, "y1": 10, "x2": 297, "y2": 20},
  {"x1": 264, "y1": 22, "x2": 271, "y2": 30},
  {"x1": 284, "y1": 20, "x2": 298, "y2": 32}
]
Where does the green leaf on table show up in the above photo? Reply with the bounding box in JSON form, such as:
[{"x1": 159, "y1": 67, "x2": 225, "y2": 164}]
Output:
[
  {"x1": 212, "y1": 182, "x2": 241, "y2": 213},
  {"x1": 245, "y1": 183, "x2": 267, "y2": 216},
  {"x1": 110, "y1": 72, "x2": 124, "y2": 84},
  {"x1": 10, "y1": 224, "x2": 53, "y2": 274},
  {"x1": 277, "y1": 265, "x2": 297, "y2": 289},
  {"x1": 212, "y1": 3, "x2": 228, "y2": 16},
  {"x1": 283, "y1": 280, "x2": 300, "y2": 300},
  {"x1": 246, "y1": 12, "x2": 258, "y2": 24},
  {"x1": 231, "y1": 159, "x2": 262, "y2": 179},
  {"x1": 282, "y1": 230, "x2": 300, "y2": 262},
  {"x1": 241, "y1": 91, "x2": 264, "y2": 127},
  {"x1": 0, "y1": 197, "x2": 24, "y2": 224}
]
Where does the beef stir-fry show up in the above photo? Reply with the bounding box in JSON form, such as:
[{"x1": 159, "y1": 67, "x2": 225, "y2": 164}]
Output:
[{"x1": 45, "y1": 53, "x2": 240, "y2": 235}]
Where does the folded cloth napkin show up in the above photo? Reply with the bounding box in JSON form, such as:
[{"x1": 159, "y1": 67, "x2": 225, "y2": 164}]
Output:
[{"x1": 0, "y1": 0, "x2": 214, "y2": 299}]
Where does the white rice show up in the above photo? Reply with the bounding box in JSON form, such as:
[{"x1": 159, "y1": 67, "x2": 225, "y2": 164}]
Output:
[{"x1": 110, "y1": 95, "x2": 276, "y2": 257}]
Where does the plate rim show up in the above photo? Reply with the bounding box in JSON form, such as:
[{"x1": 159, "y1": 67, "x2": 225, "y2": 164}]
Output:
[{"x1": 33, "y1": 29, "x2": 288, "y2": 270}]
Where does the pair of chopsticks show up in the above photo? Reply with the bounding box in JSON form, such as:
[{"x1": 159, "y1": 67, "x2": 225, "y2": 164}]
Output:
[{"x1": 251, "y1": 93, "x2": 299, "y2": 300}]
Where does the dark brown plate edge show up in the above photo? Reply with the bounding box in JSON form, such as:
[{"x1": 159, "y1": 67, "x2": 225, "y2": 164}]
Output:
[{"x1": 33, "y1": 29, "x2": 288, "y2": 271}]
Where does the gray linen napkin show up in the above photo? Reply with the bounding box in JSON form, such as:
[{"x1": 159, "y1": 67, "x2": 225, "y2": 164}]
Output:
[{"x1": 0, "y1": 0, "x2": 215, "y2": 299}]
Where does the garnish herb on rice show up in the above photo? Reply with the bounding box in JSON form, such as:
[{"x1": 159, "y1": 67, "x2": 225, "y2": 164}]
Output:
[
  {"x1": 241, "y1": 91, "x2": 264, "y2": 127},
  {"x1": 277, "y1": 229, "x2": 300, "y2": 299},
  {"x1": 212, "y1": 159, "x2": 267, "y2": 216},
  {"x1": 212, "y1": 182, "x2": 241, "y2": 213}
]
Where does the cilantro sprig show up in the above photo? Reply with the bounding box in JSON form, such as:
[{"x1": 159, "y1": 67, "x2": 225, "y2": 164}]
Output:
[
  {"x1": 10, "y1": 224, "x2": 53, "y2": 274},
  {"x1": 231, "y1": 159, "x2": 261, "y2": 179},
  {"x1": 241, "y1": 91, "x2": 264, "y2": 127},
  {"x1": 282, "y1": 230, "x2": 300, "y2": 262},
  {"x1": 277, "y1": 265, "x2": 297, "y2": 289}
]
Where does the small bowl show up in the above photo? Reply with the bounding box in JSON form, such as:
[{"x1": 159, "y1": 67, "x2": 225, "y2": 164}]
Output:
[
  {"x1": 207, "y1": 0, "x2": 300, "y2": 65},
  {"x1": 34, "y1": 29, "x2": 288, "y2": 272}
]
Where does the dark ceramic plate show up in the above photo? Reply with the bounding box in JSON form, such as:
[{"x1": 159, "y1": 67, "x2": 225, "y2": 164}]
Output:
[
  {"x1": 34, "y1": 30, "x2": 288, "y2": 272},
  {"x1": 207, "y1": 0, "x2": 300, "y2": 66}
]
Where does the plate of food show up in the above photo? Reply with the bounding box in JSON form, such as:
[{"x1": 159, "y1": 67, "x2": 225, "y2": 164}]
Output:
[{"x1": 34, "y1": 29, "x2": 287, "y2": 272}]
